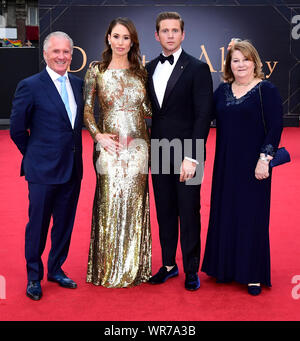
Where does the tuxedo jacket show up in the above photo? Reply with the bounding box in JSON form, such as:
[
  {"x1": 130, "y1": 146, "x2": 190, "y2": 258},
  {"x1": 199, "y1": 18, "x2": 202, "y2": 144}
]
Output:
[
  {"x1": 146, "y1": 50, "x2": 213, "y2": 161},
  {"x1": 10, "y1": 68, "x2": 84, "y2": 184}
]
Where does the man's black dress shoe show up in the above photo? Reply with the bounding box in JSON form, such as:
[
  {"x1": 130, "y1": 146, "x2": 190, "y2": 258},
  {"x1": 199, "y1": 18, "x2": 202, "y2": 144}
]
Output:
[
  {"x1": 149, "y1": 264, "x2": 179, "y2": 284},
  {"x1": 47, "y1": 273, "x2": 77, "y2": 289},
  {"x1": 26, "y1": 280, "x2": 42, "y2": 300},
  {"x1": 185, "y1": 273, "x2": 200, "y2": 291}
]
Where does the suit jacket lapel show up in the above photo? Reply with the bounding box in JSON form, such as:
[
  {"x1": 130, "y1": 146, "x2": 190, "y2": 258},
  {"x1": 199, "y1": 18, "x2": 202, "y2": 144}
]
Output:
[
  {"x1": 148, "y1": 58, "x2": 161, "y2": 112},
  {"x1": 161, "y1": 50, "x2": 190, "y2": 109},
  {"x1": 68, "y1": 73, "x2": 82, "y2": 128},
  {"x1": 39, "y1": 69, "x2": 72, "y2": 127}
]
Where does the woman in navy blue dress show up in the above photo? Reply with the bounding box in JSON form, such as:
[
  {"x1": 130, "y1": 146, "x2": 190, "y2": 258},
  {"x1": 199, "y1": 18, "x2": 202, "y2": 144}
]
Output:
[{"x1": 201, "y1": 40, "x2": 283, "y2": 295}]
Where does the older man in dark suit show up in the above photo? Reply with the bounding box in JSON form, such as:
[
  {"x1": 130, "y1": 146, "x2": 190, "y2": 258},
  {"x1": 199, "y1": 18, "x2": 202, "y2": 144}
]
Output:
[
  {"x1": 10, "y1": 31, "x2": 83, "y2": 300},
  {"x1": 146, "y1": 12, "x2": 213, "y2": 290}
]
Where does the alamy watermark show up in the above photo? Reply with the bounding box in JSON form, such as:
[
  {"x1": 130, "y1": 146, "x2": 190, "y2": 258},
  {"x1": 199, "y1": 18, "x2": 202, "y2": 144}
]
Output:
[
  {"x1": 95, "y1": 136, "x2": 205, "y2": 185},
  {"x1": 291, "y1": 275, "x2": 300, "y2": 300},
  {"x1": 0, "y1": 275, "x2": 6, "y2": 300},
  {"x1": 291, "y1": 15, "x2": 300, "y2": 40}
]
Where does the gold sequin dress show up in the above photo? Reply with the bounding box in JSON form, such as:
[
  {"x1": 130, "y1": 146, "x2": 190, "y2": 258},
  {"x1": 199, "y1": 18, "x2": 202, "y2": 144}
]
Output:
[{"x1": 84, "y1": 64, "x2": 152, "y2": 287}]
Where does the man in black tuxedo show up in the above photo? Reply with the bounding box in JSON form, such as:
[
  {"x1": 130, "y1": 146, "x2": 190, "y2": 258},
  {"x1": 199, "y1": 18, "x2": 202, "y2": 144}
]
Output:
[{"x1": 146, "y1": 12, "x2": 213, "y2": 290}]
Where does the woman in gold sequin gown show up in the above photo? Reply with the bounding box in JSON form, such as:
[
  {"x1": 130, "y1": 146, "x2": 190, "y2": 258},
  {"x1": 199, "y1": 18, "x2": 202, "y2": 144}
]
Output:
[{"x1": 84, "y1": 18, "x2": 152, "y2": 288}]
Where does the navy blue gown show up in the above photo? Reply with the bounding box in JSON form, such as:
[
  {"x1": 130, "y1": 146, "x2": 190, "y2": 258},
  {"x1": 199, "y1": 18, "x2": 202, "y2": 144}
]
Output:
[{"x1": 201, "y1": 80, "x2": 283, "y2": 286}]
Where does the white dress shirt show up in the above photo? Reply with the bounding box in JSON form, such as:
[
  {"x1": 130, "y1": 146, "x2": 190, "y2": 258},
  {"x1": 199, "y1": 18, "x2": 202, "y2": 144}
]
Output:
[
  {"x1": 46, "y1": 66, "x2": 77, "y2": 128},
  {"x1": 152, "y1": 48, "x2": 198, "y2": 165},
  {"x1": 152, "y1": 47, "x2": 182, "y2": 108}
]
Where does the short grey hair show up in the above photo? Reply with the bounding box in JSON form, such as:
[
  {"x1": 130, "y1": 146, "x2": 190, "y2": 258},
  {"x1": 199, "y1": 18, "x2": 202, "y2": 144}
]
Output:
[{"x1": 43, "y1": 31, "x2": 74, "y2": 53}]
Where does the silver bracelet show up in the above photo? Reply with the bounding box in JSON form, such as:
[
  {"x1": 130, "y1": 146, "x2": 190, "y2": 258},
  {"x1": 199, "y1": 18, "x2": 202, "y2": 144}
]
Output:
[{"x1": 259, "y1": 156, "x2": 270, "y2": 162}]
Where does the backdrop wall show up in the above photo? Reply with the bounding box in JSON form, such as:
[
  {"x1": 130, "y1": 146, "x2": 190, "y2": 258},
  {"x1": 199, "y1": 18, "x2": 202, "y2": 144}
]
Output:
[
  {"x1": 4, "y1": 0, "x2": 300, "y2": 126},
  {"x1": 0, "y1": 47, "x2": 39, "y2": 122}
]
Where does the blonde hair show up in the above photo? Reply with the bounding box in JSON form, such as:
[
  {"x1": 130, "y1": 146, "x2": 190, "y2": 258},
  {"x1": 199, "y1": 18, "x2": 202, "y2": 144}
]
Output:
[{"x1": 223, "y1": 40, "x2": 264, "y2": 83}]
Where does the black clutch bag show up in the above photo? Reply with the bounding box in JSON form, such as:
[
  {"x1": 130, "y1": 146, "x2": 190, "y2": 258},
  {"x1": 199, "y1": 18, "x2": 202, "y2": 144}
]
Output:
[
  {"x1": 269, "y1": 147, "x2": 291, "y2": 168},
  {"x1": 259, "y1": 85, "x2": 291, "y2": 168}
]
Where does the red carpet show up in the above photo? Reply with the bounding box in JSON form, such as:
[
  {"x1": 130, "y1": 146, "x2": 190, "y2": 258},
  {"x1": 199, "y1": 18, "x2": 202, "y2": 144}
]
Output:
[{"x1": 0, "y1": 127, "x2": 299, "y2": 321}]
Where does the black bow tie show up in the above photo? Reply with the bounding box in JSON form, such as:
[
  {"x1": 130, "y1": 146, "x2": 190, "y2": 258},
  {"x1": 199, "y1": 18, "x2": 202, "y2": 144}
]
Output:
[{"x1": 159, "y1": 53, "x2": 174, "y2": 65}]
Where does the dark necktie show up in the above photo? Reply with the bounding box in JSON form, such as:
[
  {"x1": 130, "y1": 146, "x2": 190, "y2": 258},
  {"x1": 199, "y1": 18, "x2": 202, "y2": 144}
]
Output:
[{"x1": 159, "y1": 53, "x2": 174, "y2": 65}]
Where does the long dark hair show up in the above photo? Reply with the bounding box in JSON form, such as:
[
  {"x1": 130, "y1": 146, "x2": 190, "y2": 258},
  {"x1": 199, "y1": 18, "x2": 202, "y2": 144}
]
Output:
[{"x1": 99, "y1": 17, "x2": 147, "y2": 83}]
